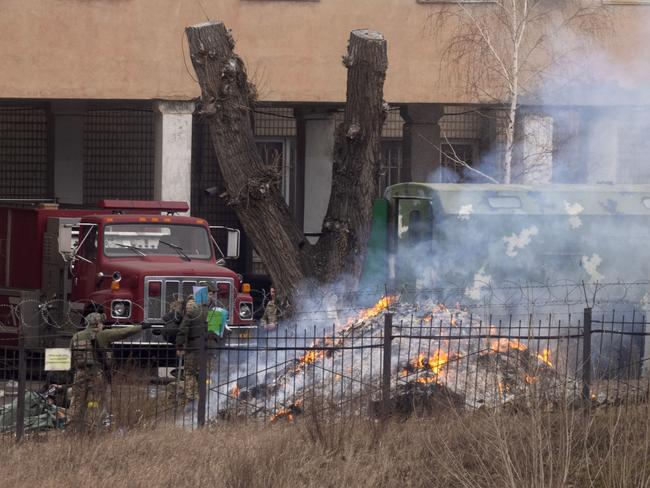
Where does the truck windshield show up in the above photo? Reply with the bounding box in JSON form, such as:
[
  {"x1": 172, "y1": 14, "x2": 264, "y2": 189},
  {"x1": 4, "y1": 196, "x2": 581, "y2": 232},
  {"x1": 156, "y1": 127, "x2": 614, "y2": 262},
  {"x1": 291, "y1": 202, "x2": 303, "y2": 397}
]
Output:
[{"x1": 103, "y1": 223, "x2": 212, "y2": 259}]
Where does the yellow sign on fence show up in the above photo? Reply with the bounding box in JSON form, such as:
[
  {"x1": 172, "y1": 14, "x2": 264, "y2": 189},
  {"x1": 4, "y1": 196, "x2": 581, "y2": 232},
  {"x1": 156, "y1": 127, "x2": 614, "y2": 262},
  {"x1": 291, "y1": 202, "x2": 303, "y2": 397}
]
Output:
[{"x1": 45, "y1": 348, "x2": 72, "y2": 371}]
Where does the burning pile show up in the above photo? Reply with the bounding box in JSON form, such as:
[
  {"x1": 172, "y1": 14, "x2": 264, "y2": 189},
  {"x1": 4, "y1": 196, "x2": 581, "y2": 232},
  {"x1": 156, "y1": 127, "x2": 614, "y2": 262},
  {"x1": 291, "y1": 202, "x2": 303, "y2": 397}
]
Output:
[{"x1": 213, "y1": 295, "x2": 570, "y2": 421}]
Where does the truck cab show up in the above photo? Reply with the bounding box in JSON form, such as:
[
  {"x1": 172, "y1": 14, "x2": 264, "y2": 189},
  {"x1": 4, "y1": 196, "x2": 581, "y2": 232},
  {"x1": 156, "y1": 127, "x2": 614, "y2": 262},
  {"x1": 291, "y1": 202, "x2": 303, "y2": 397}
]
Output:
[{"x1": 1, "y1": 199, "x2": 254, "y2": 349}]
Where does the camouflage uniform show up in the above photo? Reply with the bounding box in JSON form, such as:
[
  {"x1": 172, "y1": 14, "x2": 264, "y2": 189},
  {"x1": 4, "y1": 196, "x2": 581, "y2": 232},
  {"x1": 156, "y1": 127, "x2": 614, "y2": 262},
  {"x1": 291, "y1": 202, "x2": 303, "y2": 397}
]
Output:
[
  {"x1": 172, "y1": 297, "x2": 207, "y2": 406},
  {"x1": 262, "y1": 299, "x2": 280, "y2": 328},
  {"x1": 68, "y1": 312, "x2": 145, "y2": 431}
]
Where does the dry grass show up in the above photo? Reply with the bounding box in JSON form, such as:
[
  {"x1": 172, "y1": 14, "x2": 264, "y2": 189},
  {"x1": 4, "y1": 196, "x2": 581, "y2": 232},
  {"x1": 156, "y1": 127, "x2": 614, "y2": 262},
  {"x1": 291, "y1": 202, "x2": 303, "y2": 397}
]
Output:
[{"x1": 2, "y1": 402, "x2": 650, "y2": 488}]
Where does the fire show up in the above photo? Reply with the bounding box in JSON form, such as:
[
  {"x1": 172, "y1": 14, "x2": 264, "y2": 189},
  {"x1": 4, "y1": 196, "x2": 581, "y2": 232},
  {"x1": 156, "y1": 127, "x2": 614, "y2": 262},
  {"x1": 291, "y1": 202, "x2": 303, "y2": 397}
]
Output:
[
  {"x1": 524, "y1": 375, "x2": 537, "y2": 384},
  {"x1": 490, "y1": 338, "x2": 528, "y2": 353},
  {"x1": 356, "y1": 295, "x2": 398, "y2": 322},
  {"x1": 416, "y1": 376, "x2": 441, "y2": 385},
  {"x1": 414, "y1": 353, "x2": 426, "y2": 369},
  {"x1": 270, "y1": 400, "x2": 303, "y2": 423},
  {"x1": 402, "y1": 349, "x2": 450, "y2": 384},
  {"x1": 270, "y1": 408, "x2": 295, "y2": 423},
  {"x1": 231, "y1": 384, "x2": 240, "y2": 397},
  {"x1": 536, "y1": 348, "x2": 553, "y2": 367},
  {"x1": 427, "y1": 350, "x2": 449, "y2": 375},
  {"x1": 291, "y1": 295, "x2": 397, "y2": 372},
  {"x1": 300, "y1": 350, "x2": 320, "y2": 365}
]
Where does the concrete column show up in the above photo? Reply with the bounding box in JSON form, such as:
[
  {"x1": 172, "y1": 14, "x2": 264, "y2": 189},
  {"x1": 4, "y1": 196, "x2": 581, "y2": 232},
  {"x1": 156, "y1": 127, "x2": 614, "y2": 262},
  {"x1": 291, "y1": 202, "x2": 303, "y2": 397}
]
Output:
[
  {"x1": 52, "y1": 102, "x2": 86, "y2": 205},
  {"x1": 400, "y1": 104, "x2": 444, "y2": 182},
  {"x1": 586, "y1": 110, "x2": 619, "y2": 184},
  {"x1": 153, "y1": 100, "x2": 195, "y2": 212},
  {"x1": 301, "y1": 110, "x2": 336, "y2": 243},
  {"x1": 518, "y1": 113, "x2": 554, "y2": 184}
]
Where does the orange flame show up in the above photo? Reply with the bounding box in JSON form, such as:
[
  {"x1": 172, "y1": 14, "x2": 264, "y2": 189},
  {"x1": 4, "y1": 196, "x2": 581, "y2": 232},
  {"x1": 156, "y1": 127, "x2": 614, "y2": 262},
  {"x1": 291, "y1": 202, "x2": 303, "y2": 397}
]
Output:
[
  {"x1": 416, "y1": 376, "x2": 441, "y2": 385},
  {"x1": 357, "y1": 295, "x2": 399, "y2": 322},
  {"x1": 231, "y1": 384, "x2": 240, "y2": 397},
  {"x1": 404, "y1": 349, "x2": 450, "y2": 384},
  {"x1": 413, "y1": 353, "x2": 427, "y2": 369},
  {"x1": 293, "y1": 295, "x2": 397, "y2": 370},
  {"x1": 300, "y1": 350, "x2": 319, "y2": 365},
  {"x1": 270, "y1": 409, "x2": 295, "y2": 423},
  {"x1": 497, "y1": 382, "x2": 512, "y2": 396},
  {"x1": 524, "y1": 375, "x2": 537, "y2": 384},
  {"x1": 270, "y1": 400, "x2": 303, "y2": 423},
  {"x1": 536, "y1": 348, "x2": 553, "y2": 367},
  {"x1": 428, "y1": 350, "x2": 449, "y2": 375},
  {"x1": 490, "y1": 338, "x2": 528, "y2": 353}
]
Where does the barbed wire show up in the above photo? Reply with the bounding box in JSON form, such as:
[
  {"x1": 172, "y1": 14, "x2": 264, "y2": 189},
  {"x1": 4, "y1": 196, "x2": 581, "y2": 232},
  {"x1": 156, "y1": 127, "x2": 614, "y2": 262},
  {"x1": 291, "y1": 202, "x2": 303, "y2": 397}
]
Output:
[{"x1": 1, "y1": 280, "x2": 650, "y2": 337}]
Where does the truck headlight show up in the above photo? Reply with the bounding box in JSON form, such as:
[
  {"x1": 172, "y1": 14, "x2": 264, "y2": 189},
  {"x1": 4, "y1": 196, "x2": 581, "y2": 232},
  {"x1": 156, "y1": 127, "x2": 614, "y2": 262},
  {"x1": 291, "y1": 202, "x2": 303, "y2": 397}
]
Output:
[
  {"x1": 111, "y1": 300, "x2": 131, "y2": 319},
  {"x1": 239, "y1": 302, "x2": 252, "y2": 320}
]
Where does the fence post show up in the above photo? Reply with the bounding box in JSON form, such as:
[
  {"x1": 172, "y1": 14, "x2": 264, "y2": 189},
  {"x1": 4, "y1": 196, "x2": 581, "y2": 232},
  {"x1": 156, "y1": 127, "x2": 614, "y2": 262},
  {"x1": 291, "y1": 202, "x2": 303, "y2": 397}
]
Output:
[
  {"x1": 197, "y1": 316, "x2": 207, "y2": 428},
  {"x1": 15, "y1": 326, "x2": 26, "y2": 442},
  {"x1": 381, "y1": 312, "x2": 393, "y2": 419},
  {"x1": 582, "y1": 307, "x2": 592, "y2": 406},
  {"x1": 643, "y1": 314, "x2": 650, "y2": 378}
]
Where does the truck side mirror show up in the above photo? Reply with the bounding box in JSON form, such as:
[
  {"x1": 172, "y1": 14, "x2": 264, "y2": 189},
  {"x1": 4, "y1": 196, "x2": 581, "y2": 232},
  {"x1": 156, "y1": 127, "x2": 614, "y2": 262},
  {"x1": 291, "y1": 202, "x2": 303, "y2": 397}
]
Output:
[
  {"x1": 210, "y1": 226, "x2": 240, "y2": 261},
  {"x1": 59, "y1": 222, "x2": 78, "y2": 262},
  {"x1": 226, "y1": 229, "x2": 240, "y2": 260}
]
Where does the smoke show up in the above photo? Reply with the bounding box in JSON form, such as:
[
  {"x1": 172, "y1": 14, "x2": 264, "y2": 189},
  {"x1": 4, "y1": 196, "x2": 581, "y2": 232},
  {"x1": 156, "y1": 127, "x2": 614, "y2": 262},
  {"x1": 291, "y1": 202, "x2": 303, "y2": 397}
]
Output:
[
  {"x1": 402, "y1": 6, "x2": 650, "y2": 307},
  {"x1": 204, "y1": 274, "x2": 390, "y2": 421},
  {"x1": 403, "y1": 27, "x2": 650, "y2": 364},
  {"x1": 200, "y1": 11, "x2": 650, "y2": 422}
]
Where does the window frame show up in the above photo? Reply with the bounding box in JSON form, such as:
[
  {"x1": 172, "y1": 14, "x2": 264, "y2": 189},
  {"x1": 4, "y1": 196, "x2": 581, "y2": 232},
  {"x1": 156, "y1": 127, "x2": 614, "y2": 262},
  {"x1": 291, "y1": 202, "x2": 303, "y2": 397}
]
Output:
[
  {"x1": 255, "y1": 137, "x2": 295, "y2": 207},
  {"x1": 439, "y1": 139, "x2": 480, "y2": 183}
]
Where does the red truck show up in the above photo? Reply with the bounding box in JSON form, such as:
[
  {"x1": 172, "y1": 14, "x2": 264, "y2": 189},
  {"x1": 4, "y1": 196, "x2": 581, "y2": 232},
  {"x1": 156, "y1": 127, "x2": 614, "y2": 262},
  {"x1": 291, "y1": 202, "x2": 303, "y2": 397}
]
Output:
[{"x1": 0, "y1": 199, "x2": 254, "y2": 349}]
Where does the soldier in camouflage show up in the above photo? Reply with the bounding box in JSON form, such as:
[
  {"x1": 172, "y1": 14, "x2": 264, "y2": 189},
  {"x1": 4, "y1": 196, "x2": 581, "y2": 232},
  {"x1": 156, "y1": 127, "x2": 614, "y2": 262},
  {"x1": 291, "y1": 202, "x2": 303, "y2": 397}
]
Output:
[
  {"x1": 261, "y1": 287, "x2": 281, "y2": 331},
  {"x1": 68, "y1": 312, "x2": 150, "y2": 431},
  {"x1": 174, "y1": 293, "x2": 208, "y2": 406}
]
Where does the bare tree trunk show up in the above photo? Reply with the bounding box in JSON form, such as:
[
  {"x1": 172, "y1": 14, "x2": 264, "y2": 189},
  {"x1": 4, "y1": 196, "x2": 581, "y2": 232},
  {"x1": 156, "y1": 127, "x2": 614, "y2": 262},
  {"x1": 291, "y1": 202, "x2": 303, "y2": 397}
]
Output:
[
  {"x1": 186, "y1": 22, "x2": 314, "y2": 300},
  {"x1": 186, "y1": 22, "x2": 388, "y2": 301},
  {"x1": 503, "y1": 88, "x2": 517, "y2": 185},
  {"x1": 314, "y1": 30, "x2": 388, "y2": 284}
]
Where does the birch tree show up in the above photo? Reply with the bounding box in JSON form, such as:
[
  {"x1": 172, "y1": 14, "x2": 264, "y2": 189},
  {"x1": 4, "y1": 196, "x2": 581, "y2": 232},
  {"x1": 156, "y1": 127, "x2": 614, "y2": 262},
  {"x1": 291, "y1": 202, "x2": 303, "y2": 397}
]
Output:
[{"x1": 431, "y1": 0, "x2": 607, "y2": 183}]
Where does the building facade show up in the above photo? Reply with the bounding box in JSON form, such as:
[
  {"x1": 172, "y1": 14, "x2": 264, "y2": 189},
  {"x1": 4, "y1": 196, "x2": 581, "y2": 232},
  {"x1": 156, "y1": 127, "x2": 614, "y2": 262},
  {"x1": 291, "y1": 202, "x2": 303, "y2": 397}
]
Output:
[{"x1": 2, "y1": 0, "x2": 650, "y2": 278}]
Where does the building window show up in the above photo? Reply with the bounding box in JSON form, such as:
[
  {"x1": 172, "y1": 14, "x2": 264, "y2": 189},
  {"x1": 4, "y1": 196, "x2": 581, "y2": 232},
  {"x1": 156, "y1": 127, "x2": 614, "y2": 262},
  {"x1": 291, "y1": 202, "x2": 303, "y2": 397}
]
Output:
[
  {"x1": 440, "y1": 141, "x2": 479, "y2": 183},
  {"x1": 256, "y1": 138, "x2": 294, "y2": 206},
  {"x1": 83, "y1": 107, "x2": 154, "y2": 206},
  {"x1": 249, "y1": 107, "x2": 297, "y2": 276},
  {"x1": 378, "y1": 141, "x2": 402, "y2": 196},
  {"x1": 251, "y1": 138, "x2": 295, "y2": 276},
  {"x1": 0, "y1": 104, "x2": 49, "y2": 199}
]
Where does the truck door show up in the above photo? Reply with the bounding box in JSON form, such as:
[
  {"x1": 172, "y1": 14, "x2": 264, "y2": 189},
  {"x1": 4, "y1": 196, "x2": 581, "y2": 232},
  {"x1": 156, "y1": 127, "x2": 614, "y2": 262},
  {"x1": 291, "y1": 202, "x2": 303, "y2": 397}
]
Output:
[
  {"x1": 391, "y1": 197, "x2": 434, "y2": 291},
  {"x1": 70, "y1": 224, "x2": 98, "y2": 301}
]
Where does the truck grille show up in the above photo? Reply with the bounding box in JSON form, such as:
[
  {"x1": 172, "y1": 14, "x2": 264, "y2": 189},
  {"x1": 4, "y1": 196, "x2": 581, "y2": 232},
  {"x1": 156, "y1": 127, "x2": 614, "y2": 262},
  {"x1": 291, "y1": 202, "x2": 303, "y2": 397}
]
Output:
[{"x1": 144, "y1": 276, "x2": 234, "y2": 324}]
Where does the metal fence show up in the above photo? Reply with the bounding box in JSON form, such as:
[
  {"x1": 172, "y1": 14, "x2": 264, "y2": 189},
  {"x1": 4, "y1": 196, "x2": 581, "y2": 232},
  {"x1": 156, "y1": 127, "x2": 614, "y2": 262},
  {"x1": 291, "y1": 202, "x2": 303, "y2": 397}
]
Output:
[{"x1": 2, "y1": 299, "x2": 650, "y2": 443}]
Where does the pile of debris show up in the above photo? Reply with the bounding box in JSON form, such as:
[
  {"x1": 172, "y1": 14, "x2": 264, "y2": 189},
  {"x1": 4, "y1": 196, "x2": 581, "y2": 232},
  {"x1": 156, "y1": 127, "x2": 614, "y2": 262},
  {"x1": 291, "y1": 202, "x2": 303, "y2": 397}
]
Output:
[{"x1": 212, "y1": 296, "x2": 570, "y2": 421}]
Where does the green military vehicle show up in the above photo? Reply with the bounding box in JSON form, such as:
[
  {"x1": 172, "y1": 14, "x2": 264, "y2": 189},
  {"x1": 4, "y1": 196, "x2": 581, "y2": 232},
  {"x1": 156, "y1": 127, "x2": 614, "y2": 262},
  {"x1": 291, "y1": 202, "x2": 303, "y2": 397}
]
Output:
[{"x1": 364, "y1": 182, "x2": 650, "y2": 306}]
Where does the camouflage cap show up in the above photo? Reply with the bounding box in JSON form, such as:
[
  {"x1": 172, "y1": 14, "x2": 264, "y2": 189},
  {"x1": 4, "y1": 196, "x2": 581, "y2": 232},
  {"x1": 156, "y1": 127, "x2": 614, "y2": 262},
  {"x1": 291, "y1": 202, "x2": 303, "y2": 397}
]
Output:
[{"x1": 85, "y1": 312, "x2": 106, "y2": 327}]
